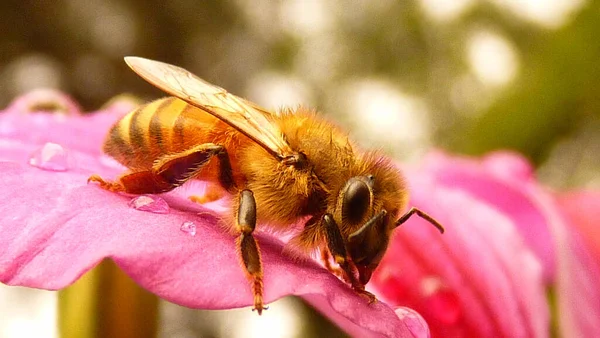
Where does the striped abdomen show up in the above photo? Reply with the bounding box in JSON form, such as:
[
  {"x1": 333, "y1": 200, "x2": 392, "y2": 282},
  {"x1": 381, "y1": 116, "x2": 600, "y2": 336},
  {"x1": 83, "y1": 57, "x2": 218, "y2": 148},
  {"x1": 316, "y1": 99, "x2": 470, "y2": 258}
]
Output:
[{"x1": 104, "y1": 97, "x2": 234, "y2": 170}]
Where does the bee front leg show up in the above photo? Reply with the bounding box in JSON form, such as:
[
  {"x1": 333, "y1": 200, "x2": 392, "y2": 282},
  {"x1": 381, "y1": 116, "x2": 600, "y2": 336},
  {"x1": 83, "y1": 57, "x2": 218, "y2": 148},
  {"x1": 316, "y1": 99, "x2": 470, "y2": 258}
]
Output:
[
  {"x1": 322, "y1": 214, "x2": 377, "y2": 303},
  {"x1": 235, "y1": 189, "x2": 266, "y2": 314},
  {"x1": 320, "y1": 248, "x2": 351, "y2": 284}
]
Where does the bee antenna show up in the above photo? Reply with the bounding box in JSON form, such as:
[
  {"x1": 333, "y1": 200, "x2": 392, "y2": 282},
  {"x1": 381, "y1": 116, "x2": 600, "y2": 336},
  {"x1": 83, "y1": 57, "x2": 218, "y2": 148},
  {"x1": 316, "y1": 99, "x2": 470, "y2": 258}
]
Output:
[
  {"x1": 349, "y1": 210, "x2": 387, "y2": 243},
  {"x1": 395, "y1": 207, "x2": 445, "y2": 234}
]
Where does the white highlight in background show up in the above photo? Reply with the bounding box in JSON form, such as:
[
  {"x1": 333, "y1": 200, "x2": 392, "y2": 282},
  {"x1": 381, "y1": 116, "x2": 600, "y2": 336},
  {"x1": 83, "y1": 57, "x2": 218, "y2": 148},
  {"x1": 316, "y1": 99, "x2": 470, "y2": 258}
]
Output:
[
  {"x1": 246, "y1": 72, "x2": 314, "y2": 111},
  {"x1": 279, "y1": 0, "x2": 333, "y2": 37},
  {"x1": 232, "y1": 298, "x2": 300, "y2": 338},
  {"x1": 340, "y1": 79, "x2": 431, "y2": 159},
  {"x1": 467, "y1": 30, "x2": 519, "y2": 87},
  {"x1": 0, "y1": 286, "x2": 57, "y2": 338},
  {"x1": 419, "y1": 0, "x2": 475, "y2": 22},
  {"x1": 490, "y1": 0, "x2": 587, "y2": 29}
]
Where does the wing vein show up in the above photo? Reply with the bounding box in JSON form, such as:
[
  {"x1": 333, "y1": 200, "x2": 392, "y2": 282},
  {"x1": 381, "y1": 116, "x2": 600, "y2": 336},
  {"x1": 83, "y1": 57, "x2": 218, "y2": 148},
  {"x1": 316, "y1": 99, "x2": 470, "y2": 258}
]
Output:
[{"x1": 124, "y1": 56, "x2": 295, "y2": 160}]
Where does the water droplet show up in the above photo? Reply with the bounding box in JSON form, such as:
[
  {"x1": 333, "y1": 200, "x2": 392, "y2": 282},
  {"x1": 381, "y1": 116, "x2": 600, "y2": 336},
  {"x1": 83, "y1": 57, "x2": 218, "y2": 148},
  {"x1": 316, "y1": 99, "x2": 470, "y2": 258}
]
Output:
[
  {"x1": 420, "y1": 276, "x2": 461, "y2": 325},
  {"x1": 128, "y1": 195, "x2": 169, "y2": 214},
  {"x1": 28, "y1": 142, "x2": 70, "y2": 171},
  {"x1": 395, "y1": 307, "x2": 430, "y2": 338},
  {"x1": 180, "y1": 221, "x2": 197, "y2": 236}
]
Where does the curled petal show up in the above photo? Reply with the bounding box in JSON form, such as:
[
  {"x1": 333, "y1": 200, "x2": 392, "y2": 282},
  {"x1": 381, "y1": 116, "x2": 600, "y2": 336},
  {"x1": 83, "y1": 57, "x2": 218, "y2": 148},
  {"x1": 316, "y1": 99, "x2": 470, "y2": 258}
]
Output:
[
  {"x1": 558, "y1": 192, "x2": 600, "y2": 261},
  {"x1": 7, "y1": 89, "x2": 82, "y2": 116},
  {"x1": 372, "y1": 173, "x2": 549, "y2": 338},
  {"x1": 530, "y1": 191, "x2": 600, "y2": 337},
  {"x1": 409, "y1": 151, "x2": 600, "y2": 337},
  {"x1": 0, "y1": 110, "x2": 122, "y2": 157},
  {"x1": 420, "y1": 151, "x2": 556, "y2": 282}
]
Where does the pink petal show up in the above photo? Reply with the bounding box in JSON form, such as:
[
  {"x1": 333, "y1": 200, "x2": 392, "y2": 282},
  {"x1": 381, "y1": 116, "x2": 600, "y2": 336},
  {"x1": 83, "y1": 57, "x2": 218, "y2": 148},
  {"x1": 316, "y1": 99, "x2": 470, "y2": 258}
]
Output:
[
  {"x1": 0, "y1": 162, "x2": 419, "y2": 338},
  {"x1": 558, "y1": 192, "x2": 600, "y2": 261},
  {"x1": 371, "y1": 172, "x2": 549, "y2": 338},
  {"x1": 411, "y1": 151, "x2": 600, "y2": 337},
  {"x1": 0, "y1": 109, "x2": 123, "y2": 157},
  {"x1": 529, "y1": 190, "x2": 600, "y2": 337},
  {"x1": 7, "y1": 89, "x2": 82, "y2": 116},
  {"x1": 0, "y1": 92, "x2": 426, "y2": 338},
  {"x1": 420, "y1": 151, "x2": 556, "y2": 282},
  {"x1": 453, "y1": 153, "x2": 600, "y2": 336}
]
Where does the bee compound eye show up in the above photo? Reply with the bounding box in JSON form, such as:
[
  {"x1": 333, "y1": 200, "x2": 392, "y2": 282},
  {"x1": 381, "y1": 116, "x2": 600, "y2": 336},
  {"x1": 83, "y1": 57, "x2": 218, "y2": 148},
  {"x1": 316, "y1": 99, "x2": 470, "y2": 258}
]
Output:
[{"x1": 342, "y1": 178, "x2": 371, "y2": 224}]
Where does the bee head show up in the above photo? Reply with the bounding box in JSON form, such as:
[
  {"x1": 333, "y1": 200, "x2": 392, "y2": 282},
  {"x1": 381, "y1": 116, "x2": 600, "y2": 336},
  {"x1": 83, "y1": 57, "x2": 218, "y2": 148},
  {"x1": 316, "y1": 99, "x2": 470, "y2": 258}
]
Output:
[
  {"x1": 337, "y1": 172, "x2": 445, "y2": 285},
  {"x1": 338, "y1": 175, "x2": 393, "y2": 285}
]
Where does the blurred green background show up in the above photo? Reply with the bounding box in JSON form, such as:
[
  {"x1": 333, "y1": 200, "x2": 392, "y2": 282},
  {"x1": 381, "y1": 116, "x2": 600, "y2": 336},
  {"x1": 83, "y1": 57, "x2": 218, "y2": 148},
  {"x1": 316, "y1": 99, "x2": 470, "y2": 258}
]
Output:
[{"x1": 1, "y1": 0, "x2": 599, "y2": 337}]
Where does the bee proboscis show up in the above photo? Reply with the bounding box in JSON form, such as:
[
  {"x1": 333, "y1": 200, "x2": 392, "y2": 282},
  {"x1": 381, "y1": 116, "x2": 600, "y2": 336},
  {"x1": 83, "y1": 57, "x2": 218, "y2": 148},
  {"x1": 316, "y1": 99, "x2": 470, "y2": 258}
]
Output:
[{"x1": 88, "y1": 57, "x2": 444, "y2": 314}]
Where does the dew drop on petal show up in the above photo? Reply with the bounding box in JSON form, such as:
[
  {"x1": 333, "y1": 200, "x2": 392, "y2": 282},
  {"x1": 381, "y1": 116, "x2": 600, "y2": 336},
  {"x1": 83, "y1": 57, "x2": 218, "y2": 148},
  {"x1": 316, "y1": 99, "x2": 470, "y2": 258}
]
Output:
[
  {"x1": 395, "y1": 307, "x2": 430, "y2": 338},
  {"x1": 128, "y1": 195, "x2": 170, "y2": 214},
  {"x1": 180, "y1": 221, "x2": 197, "y2": 236},
  {"x1": 28, "y1": 142, "x2": 70, "y2": 171},
  {"x1": 420, "y1": 276, "x2": 461, "y2": 325}
]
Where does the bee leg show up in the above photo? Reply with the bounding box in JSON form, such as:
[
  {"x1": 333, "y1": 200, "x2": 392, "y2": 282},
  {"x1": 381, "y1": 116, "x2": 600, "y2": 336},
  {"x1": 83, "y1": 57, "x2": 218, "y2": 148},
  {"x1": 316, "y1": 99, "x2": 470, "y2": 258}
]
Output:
[
  {"x1": 87, "y1": 174, "x2": 126, "y2": 192},
  {"x1": 235, "y1": 189, "x2": 266, "y2": 315},
  {"x1": 322, "y1": 214, "x2": 377, "y2": 303},
  {"x1": 320, "y1": 248, "x2": 351, "y2": 284},
  {"x1": 189, "y1": 184, "x2": 226, "y2": 204},
  {"x1": 152, "y1": 143, "x2": 235, "y2": 191},
  {"x1": 322, "y1": 214, "x2": 356, "y2": 282},
  {"x1": 88, "y1": 171, "x2": 175, "y2": 194},
  {"x1": 88, "y1": 143, "x2": 235, "y2": 194}
]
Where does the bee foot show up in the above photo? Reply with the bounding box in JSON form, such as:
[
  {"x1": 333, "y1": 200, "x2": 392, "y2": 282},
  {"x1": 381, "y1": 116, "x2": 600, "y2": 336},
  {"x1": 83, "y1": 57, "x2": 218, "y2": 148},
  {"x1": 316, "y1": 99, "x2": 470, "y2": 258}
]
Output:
[
  {"x1": 252, "y1": 292, "x2": 268, "y2": 315},
  {"x1": 87, "y1": 174, "x2": 124, "y2": 192},
  {"x1": 354, "y1": 288, "x2": 378, "y2": 304},
  {"x1": 252, "y1": 304, "x2": 269, "y2": 315}
]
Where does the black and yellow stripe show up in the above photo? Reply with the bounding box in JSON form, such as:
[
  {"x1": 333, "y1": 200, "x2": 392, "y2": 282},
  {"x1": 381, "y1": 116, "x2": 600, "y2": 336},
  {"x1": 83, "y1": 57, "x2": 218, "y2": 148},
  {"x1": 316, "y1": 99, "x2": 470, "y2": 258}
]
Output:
[{"x1": 103, "y1": 97, "x2": 199, "y2": 169}]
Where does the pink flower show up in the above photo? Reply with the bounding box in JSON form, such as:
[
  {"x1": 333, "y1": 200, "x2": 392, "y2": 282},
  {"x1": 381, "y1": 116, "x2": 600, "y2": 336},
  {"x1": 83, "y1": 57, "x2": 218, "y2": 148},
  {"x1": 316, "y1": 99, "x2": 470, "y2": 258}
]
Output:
[
  {"x1": 2, "y1": 91, "x2": 599, "y2": 337},
  {"x1": 371, "y1": 151, "x2": 600, "y2": 337},
  {"x1": 0, "y1": 92, "x2": 426, "y2": 338}
]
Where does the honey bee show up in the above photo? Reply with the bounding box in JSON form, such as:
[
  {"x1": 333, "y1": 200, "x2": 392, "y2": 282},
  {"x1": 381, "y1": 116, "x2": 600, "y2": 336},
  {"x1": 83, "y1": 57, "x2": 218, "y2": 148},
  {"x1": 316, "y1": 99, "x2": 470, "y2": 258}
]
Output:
[{"x1": 88, "y1": 57, "x2": 444, "y2": 314}]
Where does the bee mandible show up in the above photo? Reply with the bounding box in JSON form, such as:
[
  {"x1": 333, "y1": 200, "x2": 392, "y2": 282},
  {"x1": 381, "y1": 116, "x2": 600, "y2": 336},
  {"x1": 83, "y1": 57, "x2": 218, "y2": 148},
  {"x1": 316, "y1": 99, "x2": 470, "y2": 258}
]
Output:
[{"x1": 88, "y1": 57, "x2": 444, "y2": 314}]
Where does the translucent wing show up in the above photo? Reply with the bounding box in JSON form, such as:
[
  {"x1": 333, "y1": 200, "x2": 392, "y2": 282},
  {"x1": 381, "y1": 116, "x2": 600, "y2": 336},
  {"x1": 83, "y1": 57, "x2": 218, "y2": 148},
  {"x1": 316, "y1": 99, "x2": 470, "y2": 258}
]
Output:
[{"x1": 124, "y1": 56, "x2": 295, "y2": 160}]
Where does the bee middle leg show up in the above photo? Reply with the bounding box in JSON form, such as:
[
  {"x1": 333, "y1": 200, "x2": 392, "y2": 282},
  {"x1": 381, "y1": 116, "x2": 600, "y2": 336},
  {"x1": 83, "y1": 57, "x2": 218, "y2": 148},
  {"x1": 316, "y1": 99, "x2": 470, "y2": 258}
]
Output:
[
  {"x1": 88, "y1": 143, "x2": 235, "y2": 194},
  {"x1": 189, "y1": 184, "x2": 226, "y2": 204},
  {"x1": 235, "y1": 189, "x2": 267, "y2": 315}
]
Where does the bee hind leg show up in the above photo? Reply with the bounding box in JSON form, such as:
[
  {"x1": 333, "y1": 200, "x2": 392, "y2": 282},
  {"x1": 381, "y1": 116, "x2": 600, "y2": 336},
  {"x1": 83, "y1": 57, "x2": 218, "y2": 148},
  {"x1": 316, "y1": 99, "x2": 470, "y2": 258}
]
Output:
[
  {"x1": 88, "y1": 143, "x2": 235, "y2": 195},
  {"x1": 88, "y1": 170, "x2": 174, "y2": 194},
  {"x1": 235, "y1": 189, "x2": 267, "y2": 315},
  {"x1": 87, "y1": 174, "x2": 126, "y2": 192},
  {"x1": 151, "y1": 142, "x2": 235, "y2": 191}
]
